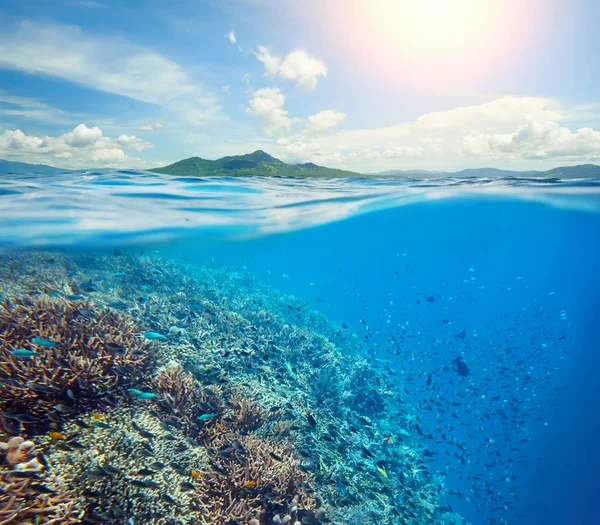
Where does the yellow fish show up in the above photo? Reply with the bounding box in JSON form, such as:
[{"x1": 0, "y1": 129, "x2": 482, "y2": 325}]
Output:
[
  {"x1": 48, "y1": 431, "x2": 66, "y2": 440},
  {"x1": 243, "y1": 481, "x2": 257, "y2": 488},
  {"x1": 91, "y1": 413, "x2": 103, "y2": 421},
  {"x1": 376, "y1": 465, "x2": 388, "y2": 479},
  {"x1": 191, "y1": 470, "x2": 201, "y2": 479}
]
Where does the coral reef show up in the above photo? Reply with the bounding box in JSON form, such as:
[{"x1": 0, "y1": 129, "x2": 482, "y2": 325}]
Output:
[
  {"x1": 0, "y1": 294, "x2": 155, "y2": 430},
  {"x1": 0, "y1": 434, "x2": 84, "y2": 525},
  {"x1": 0, "y1": 249, "x2": 466, "y2": 525}
]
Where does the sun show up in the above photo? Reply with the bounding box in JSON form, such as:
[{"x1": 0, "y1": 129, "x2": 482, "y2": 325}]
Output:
[{"x1": 321, "y1": 0, "x2": 541, "y2": 94}]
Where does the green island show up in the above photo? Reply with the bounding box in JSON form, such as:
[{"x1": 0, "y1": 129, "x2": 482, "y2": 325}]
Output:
[{"x1": 149, "y1": 150, "x2": 361, "y2": 178}]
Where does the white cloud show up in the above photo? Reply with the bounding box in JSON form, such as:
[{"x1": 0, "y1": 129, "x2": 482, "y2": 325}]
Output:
[
  {"x1": 0, "y1": 20, "x2": 220, "y2": 125},
  {"x1": 136, "y1": 122, "x2": 164, "y2": 132},
  {"x1": 0, "y1": 91, "x2": 73, "y2": 124},
  {"x1": 245, "y1": 88, "x2": 299, "y2": 137},
  {"x1": 221, "y1": 85, "x2": 232, "y2": 93},
  {"x1": 307, "y1": 110, "x2": 346, "y2": 132},
  {"x1": 0, "y1": 123, "x2": 153, "y2": 168},
  {"x1": 63, "y1": 124, "x2": 102, "y2": 148},
  {"x1": 255, "y1": 46, "x2": 281, "y2": 77},
  {"x1": 255, "y1": 47, "x2": 327, "y2": 91},
  {"x1": 117, "y1": 134, "x2": 154, "y2": 151},
  {"x1": 462, "y1": 120, "x2": 600, "y2": 160},
  {"x1": 226, "y1": 30, "x2": 236, "y2": 44},
  {"x1": 279, "y1": 50, "x2": 327, "y2": 91},
  {"x1": 270, "y1": 96, "x2": 600, "y2": 172}
]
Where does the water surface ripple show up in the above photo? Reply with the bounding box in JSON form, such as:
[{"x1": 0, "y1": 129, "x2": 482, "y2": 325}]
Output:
[{"x1": 0, "y1": 170, "x2": 598, "y2": 246}]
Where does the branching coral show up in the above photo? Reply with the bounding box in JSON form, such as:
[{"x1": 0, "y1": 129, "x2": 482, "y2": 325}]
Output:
[
  {"x1": 0, "y1": 296, "x2": 155, "y2": 425},
  {"x1": 225, "y1": 393, "x2": 266, "y2": 433},
  {"x1": 195, "y1": 432, "x2": 318, "y2": 525},
  {"x1": 153, "y1": 361, "x2": 222, "y2": 435}
]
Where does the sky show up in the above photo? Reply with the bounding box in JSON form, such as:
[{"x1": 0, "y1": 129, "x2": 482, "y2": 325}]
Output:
[{"x1": 0, "y1": 0, "x2": 599, "y2": 173}]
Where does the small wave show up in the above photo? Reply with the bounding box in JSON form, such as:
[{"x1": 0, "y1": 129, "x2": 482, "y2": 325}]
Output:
[{"x1": 0, "y1": 170, "x2": 598, "y2": 247}]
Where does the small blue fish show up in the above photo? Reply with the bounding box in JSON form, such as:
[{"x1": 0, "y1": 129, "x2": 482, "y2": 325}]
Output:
[
  {"x1": 31, "y1": 337, "x2": 59, "y2": 347},
  {"x1": 145, "y1": 332, "x2": 166, "y2": 340},
  {"x1": 128, "y1": 388, "x2": 157, "y2": 400},
  {"x1": 197, "y1": 413, "x2": 218, "y2": 421},
  {"x1": 11, "y1": 349, "x2": 38, "y2": 358},
  {"x1": 113, "y1": 272, "x2": 126, "y2": 277},
  {"x1": 66, "y1": 294, "x2": 84, "y2": 301}
]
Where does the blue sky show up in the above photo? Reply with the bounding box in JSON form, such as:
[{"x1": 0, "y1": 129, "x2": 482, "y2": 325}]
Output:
[{"x1": 0, "y1": 0, "x2": 599, "y2": 172}]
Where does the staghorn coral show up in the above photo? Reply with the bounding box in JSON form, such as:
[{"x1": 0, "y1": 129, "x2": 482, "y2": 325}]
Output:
[
  {"x1": 225, "y1": 393, "x2": 267, "y2": 433},
  {"x1": 0, "y1": 434, "x2": 84, "y2": 525},
  {"x1": 153, "y1": 361, "x2": 223, "y2": 436},
  {"x1": 0, "y1": 295, "x2": 155, "y2": 425},
  {"x1": 195, "y1": 432, "x2": 318, "y2": 525}
]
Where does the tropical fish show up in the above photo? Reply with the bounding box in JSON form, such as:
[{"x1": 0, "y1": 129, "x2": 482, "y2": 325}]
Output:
[
  {"x1": 53, "y1": 404, "x2": 73, "y2": 413},
  {"x1": 11, "y1": 349, "x2": 37, "y2": 358},
  {"x1": 197, "y1": 413, "x2": 218, "y2": 421},
  {"x1": 31, "y1": 337, "x2": 59, "y2": 347},
  {"x1": 243, "y1": 480, "x2": 257, "y2": 488},
  {"x1": 452, "y1": 357, "x2": 470, "y2": 377},
  {"x1": 128, "y1": 388, "x2": 157, "y2": 400},
  {"x1": 376, "y1": 465, "x2": 388, "y2": 479},
  {"x1": 93, "y1": 421, "x2": 111, "y2": 429},
  {"x1": 191, "y1": 470, "x2": 201, "y2": 479},
  {"x1": 269, "y1": 451, "x2": 283, "y2": 462},
  {"x1": 145, "y1": 332, "x2": 166, "y2": 340},
  {"x1": 49, "y1": 431, "x2": 66, "y2": 440},
  {"x1": 180, "y1": 481, "x2": 194, "y2": 491},
  {"x1": 285, "y1": 361, "x2": 294, "y2": 377}
]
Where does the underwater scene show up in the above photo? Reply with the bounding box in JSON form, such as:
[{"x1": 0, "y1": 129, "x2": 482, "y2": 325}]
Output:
[{"x1": 1, "y1": 171, "x2": 599, "y2": 525}]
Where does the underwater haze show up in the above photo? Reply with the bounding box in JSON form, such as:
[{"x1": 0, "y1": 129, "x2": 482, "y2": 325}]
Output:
[{"x1": 1, "y1": 172, "x2": 599, "y2": 525}]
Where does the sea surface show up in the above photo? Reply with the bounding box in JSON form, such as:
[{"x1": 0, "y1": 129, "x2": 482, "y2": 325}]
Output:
[{"x1": 1, "y1": 170, "x2": 599, "y2": 525}]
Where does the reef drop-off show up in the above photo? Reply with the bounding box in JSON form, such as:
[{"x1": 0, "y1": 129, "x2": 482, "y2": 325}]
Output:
[{"x1": 0, "y1": 249, "x2": 465, "y2": 525}]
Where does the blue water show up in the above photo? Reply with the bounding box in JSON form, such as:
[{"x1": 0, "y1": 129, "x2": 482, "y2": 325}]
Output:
[{"x1": 1, "y1": 171, "x2": 600, "y2": 524}]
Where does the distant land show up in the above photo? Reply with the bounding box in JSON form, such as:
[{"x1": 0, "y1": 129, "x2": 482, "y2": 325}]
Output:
[
  {"x1": 150, "y1": 152, "x2": 600, "y2": 179},
  {"x1": 375, "y1": 164, "x2": 600, "y2": 179},
  {"x1": 0, "y1": 159, "x2": 70, "y2": 175},
  {"x1": 148, "y1": 150, "x2": 359, "y2": 178},
  {"x1": 2, "y1": 153, "x2": 600, "y2": 179}
]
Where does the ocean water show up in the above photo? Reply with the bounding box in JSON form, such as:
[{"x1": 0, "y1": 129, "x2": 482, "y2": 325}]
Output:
[{"x1": 0, "y1": 171, "x2": 599, "y2": 525}]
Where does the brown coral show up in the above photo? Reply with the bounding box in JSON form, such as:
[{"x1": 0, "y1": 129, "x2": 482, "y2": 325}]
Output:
[
  {"x1": 153, "y1": 362, "x2": 223, "y2": 436},
  {"x1": 194, "y1": 432, "x2": 318, "y2": 525},
  {"x1": 0, "y1": 295, "x2": 155, "y2": 425},
  {"x1": 225, "y1": 393, "x2": 266, "y2": 433}
]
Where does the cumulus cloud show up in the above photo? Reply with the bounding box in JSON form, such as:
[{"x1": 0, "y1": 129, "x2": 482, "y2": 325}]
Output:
[
  {"x1": 117, "y1": 134, "x2": 154, "y2": 151},
  {"x1": 255, "y1": 47, "x2": 327, "y2": 91},
  {"x1": 306, "y1": 110, "x2": 346, "y2": 132},
  {"x1": 225, "y1": 30, "x2": 236, "y2": 44},
  {"x1": 245, "y1": 88, "x2": 299, "y2": 137},
  {"x1": 462, "y1": 119, "x2": 600, "y2": 160},
  {"x1": 270, "y1": 96, "x2": 600, "y2": 172},
  {"x1": 0, "y1": 20, "x2": 220, "y2": 125},
  {"x1": 63, "y1": 124, "x2": 102, "y2": 147},
  {"x1": 255, "y1": 46, "x2": 281, "y2": 77},
  {"x1": 0, "y1": 123, "x2": 153, "y2": 168},
  {"x1": 136, "y1": 122, "x2": 164, "y2": 132},
  {"x1": 221, "y1": 85, "x2": 232, "y2": 93}
]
